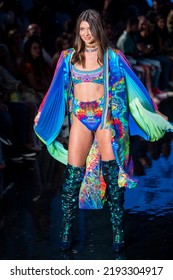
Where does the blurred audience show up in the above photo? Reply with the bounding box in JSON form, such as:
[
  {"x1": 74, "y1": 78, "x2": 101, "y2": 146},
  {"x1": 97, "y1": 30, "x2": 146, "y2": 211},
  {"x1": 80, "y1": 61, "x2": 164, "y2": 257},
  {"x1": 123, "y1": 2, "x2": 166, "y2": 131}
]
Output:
[
  {"x1": 136, "y1": 14, "x2": 172, "y2": 91},
  {"x1": 51, "y1": 34, "x2": 71, "y2": 71},
  {"x1": 23, "y1": 23, "x2": 52, "y2": 66},
  {"x1": 19, "y1": 36, "x2": 53, "y2": 96},
  {"x1": 116, "y1": 16, "x2": 161, "y2": 104},
  {"x1": 0, "y1": 44, "x2": 41, "y2": 162}
]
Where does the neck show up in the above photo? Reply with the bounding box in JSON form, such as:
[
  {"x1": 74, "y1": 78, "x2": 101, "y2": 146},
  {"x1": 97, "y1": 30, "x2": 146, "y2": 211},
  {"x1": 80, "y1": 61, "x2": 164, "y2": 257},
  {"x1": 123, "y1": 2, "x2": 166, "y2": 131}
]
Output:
[
  {"x1": 85, "y1": 42, "x2": 98, "y2": 48},
  {"x1": 84, "y1": 42, "x2": 99, "y2": 53},
  {"x1": 84, "y1": 46, "x2": 98, "y2": 53}
]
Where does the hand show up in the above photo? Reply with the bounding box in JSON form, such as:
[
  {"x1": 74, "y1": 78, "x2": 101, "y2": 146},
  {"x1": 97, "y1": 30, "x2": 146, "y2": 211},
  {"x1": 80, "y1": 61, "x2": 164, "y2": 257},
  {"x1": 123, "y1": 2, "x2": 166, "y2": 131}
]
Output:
[{"x1": 34, "y1": 111, "x2": 41, "y2": 126}]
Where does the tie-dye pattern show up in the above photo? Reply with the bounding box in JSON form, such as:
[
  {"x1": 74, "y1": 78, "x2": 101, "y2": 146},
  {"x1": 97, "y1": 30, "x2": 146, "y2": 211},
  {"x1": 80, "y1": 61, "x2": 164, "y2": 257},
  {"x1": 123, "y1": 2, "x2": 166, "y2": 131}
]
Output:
[
  {"x1": 72, "y1": 96, "x2": 104, "y2": 131},
  {"x1": 79, "y1": 54, "x2": 133, "y2": 209}
]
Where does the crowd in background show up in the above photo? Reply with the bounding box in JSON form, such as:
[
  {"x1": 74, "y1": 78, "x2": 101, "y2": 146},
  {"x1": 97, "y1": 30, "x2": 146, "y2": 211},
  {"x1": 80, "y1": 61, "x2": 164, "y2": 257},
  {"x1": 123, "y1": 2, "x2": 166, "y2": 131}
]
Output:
[{"x1": 0, "y1": 0, "x2": 173, "y2": 198}]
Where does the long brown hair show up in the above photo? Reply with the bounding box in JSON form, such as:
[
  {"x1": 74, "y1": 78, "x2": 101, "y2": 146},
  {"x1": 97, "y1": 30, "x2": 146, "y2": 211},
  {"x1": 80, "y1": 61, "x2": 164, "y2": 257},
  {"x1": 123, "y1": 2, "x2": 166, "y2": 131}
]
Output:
[{"x1": 71, "y1": 9, "x2": 110, "y2": 67}]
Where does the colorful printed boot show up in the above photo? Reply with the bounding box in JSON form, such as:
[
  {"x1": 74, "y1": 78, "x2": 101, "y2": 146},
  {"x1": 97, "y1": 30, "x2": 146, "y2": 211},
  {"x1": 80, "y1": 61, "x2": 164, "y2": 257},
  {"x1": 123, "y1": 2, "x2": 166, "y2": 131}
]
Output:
[
  {"x1": 59, "y1": 164, "x2": 85, "y2": 250},
  {"x1": 102, "y1": 159, "x2": 125, "y2": 252}
]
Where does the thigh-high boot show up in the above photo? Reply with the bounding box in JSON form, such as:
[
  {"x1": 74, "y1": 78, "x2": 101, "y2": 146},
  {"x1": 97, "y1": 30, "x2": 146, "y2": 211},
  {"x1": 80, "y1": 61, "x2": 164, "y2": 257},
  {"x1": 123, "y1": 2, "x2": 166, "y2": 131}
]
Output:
[
  {"x1": 59, "y1": 163, "x2": 85, "y2": 250},
  {"x1": 102, "y1": 159, "x2": 125, "y2": 252}
]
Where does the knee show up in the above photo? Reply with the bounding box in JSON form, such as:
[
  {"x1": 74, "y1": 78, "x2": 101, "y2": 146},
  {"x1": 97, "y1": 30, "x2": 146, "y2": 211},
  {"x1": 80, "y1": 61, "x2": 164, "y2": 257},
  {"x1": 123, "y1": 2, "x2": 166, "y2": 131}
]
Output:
[
  {"x1": 64, "y1": 163, "x2": 85, "y2": 182},
  {"x1": 97, "y1": 131, "x2": 115, "y2": 160},
  {"x1": 99, "y1": 144, "x2": 115, "y2": 160}
]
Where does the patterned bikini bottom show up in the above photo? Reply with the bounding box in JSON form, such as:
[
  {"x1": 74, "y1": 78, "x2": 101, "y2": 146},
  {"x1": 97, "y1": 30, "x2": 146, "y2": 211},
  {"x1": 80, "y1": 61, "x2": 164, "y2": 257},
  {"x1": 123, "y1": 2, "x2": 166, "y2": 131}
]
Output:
[{"x1": 72, "y1": 96, "x2": 114, "y2": 132}]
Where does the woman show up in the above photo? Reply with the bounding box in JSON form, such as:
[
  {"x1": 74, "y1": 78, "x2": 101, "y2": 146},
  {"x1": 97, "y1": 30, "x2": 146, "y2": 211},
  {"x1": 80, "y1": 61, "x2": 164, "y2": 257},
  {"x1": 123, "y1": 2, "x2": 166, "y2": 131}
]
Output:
[
  {"x1": 34, "y1": 9, "x2": 173, "y2": 252},
  {"x1": 19, "y1": 36, "x2": 53, "y2": 97}
]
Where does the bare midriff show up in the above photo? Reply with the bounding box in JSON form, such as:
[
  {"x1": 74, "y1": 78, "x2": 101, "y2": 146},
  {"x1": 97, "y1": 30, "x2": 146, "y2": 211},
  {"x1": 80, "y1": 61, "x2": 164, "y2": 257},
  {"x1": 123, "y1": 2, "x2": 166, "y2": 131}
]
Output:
[{"x1": 74, "y1": 83, "x2": 104, "y2": 102}]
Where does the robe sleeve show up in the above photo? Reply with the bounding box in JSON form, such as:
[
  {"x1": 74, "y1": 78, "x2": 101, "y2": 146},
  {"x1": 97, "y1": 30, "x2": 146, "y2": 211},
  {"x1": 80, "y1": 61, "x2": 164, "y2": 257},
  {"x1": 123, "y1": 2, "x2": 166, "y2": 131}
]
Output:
[
  {"x1": 34, "y1": 51, "x2": 66, "y2": 146},
  {"x1": 117, "y1": 50, "x2": 173, "y2": 141}
]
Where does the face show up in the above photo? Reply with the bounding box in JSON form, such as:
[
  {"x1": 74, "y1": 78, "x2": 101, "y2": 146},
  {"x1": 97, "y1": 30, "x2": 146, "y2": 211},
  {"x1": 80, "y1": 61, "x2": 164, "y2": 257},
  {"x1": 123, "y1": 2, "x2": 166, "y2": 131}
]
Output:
[
  {"x1": 157, "y1": 18, "x2": 165, "y2": 29},
  {"x1": 153, "y1": 0, "x2": 158, "y2": 10},
  {"x1": 138, "y1": 16, "x2": 147, "y2": 32},
  {"x1": 31, "y1": 42, "x2": 41, "y2": 58},
  {"x1": 147, "y1": 22, "x2": 155, "y2": 33},
  {"x1": 27, "y1": 24, "x2": 41, "y2": 37},
  {"x1": 79, "y1": 21, "x2": 95, "y2": 45}
]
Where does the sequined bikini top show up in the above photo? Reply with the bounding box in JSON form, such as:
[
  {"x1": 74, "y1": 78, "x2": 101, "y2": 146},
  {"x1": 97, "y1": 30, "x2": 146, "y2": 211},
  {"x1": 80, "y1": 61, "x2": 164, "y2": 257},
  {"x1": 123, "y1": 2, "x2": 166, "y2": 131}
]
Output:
[{"x1": 71, "y1": 64, "x2": 104, "y2": 85}]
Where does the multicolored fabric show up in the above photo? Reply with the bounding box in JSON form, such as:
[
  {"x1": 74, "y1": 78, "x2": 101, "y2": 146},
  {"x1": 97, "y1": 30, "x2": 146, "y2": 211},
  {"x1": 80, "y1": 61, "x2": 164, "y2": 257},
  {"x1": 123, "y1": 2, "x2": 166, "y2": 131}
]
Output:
[
  {"x1": 71, "y1": 64, "x2": 104, "y2": 85},
  {"x1": 34, "y1": 48, "x2": 173, "y2": 210},
  {"x1": 72, "y1": 96, "x2": 104, "y2": 131}
]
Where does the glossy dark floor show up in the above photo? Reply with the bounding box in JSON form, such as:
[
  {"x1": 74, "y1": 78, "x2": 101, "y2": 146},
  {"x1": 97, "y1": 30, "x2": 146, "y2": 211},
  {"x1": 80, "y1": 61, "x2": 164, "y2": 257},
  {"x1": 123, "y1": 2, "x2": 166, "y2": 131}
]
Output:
[{"x1": 0, "y1": 142, "x2": 173, "y2": 260}]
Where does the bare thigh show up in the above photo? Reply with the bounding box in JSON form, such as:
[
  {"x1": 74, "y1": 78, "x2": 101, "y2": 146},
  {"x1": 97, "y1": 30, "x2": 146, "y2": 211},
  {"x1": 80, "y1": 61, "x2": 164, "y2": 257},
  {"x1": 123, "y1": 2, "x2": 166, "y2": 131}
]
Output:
[
  {"x1": 95, "y1": 127, "x2": 115, "y2": 161},
  {"x1": 68, "y1": 115, "x2": 93, "y2": 167}
]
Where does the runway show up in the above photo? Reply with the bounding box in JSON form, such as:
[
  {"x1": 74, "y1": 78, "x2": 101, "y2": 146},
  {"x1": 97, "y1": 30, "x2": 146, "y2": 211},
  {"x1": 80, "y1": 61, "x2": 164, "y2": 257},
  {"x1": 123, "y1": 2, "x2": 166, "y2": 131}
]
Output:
[{"x1": 0, "y1": 142, "x2": 173, "y2": 260}]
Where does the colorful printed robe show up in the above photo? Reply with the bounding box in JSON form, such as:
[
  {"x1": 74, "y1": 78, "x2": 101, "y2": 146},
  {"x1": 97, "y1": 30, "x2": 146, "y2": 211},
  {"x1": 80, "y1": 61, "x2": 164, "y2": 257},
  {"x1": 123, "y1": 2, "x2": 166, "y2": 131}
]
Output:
[{"x1": 34, "y1": 48, "x2": 173, "y2": 209}]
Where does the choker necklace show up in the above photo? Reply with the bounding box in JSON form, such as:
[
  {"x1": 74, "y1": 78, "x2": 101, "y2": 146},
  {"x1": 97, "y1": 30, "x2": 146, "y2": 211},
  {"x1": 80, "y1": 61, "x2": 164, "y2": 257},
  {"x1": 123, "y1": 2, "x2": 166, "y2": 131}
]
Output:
[{"x1": 84, "y1": 47, "x2": 98, "y2": 53}]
